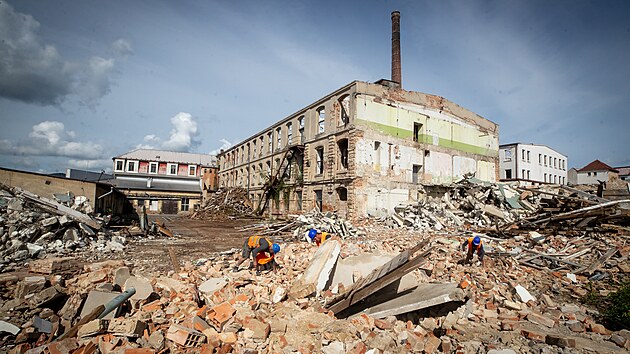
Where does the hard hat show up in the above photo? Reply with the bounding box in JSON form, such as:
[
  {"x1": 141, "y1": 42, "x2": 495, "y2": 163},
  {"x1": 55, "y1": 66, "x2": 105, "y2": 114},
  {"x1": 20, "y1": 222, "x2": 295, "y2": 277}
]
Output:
[
  {"x1": 472, "y1": 236, "x2": 481, "y2": 246},
  {"x1": 308, "y1": 229, "x2": 317, "y2": 240},
  {"x1": 272, "y1": 243, "x2": 281, "y2": 253}
]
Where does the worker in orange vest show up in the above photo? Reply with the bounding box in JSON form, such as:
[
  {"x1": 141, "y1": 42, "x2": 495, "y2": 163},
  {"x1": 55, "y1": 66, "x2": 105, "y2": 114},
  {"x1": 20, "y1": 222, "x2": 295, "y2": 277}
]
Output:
[
  {"x1": 461, "y1": 235, "x2": 485, "y2": 265},
  {"x1": 307, "y1": 229, "x2": 332, "y2": 246},
  {"x1": 233, "y1": 235, "x2": 280, "y2": 273}
]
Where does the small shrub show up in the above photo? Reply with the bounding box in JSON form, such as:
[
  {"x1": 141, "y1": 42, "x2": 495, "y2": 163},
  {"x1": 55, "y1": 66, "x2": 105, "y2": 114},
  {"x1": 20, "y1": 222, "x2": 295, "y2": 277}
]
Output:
[{"x1": 603, "y1": 282, "x2": 630, "y2": 328}]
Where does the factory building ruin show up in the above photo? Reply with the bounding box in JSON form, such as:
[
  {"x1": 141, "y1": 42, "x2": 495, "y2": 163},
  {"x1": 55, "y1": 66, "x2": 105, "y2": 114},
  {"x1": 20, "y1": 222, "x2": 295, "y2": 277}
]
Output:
[{"x1": 216, "y1": 12, "x2": 499, "y2": 219}]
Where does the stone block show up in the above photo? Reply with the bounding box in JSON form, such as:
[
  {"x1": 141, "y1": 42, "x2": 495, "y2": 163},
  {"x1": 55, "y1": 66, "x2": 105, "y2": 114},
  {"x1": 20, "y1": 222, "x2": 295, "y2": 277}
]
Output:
[
  {"x1": 28, "y1": 285, "x2": 64, "y2": 308},
  {"x1": 78, "y1": 319, "x2": 109, "y2": 338},
  {"x1": 589, "y1": 323, "x2": 610, "y2": 335},
  {"x1": 80, "y1": 290, "x2": 121, "y2": 320},
  {"x1": 167, "y1": 324, "x2": 206, "y2": 347},
  {"x1": 545, "y1": 334, "x2": 576, "y2": 348},
  {"x1": 15, "y1": 276, "x2": 46, "y2": 299},
  {"x1": 610, "y1": 333, "x2": 628, "y2": 348},
  {"x1": 520, "y1": 329, "x2": 546, "y2": 343},
  {"x1": 107, "y1": 318, "x2": 146, "y2": 337},
  {"x1": 124, "y1": 276, "x2": 153, "y2": 302},
  {"x1": 243, "y1": 318, "x2": 270, "y2": 340},
  {"x1": 526, "y1": 313, "x2": 555, "y2": 328},
  {"x1": 424, "y1": 335, "x2": 441, "y2": 354},
  {"x1": 113, "y1": 267, "x2": 130, "y2": 287},
  {"x1": 565, "y1": 320, "x2": 584, "y2": 332},
  {"x1": 503, "y1": 300, "x2": 522, "y2": 311}
]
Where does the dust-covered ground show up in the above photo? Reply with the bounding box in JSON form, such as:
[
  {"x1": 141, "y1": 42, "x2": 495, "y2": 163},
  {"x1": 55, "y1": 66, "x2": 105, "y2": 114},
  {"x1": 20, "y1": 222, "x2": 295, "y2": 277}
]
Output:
[{"x1": 122, "y1": 215, "x2": 258, "y2": 274}]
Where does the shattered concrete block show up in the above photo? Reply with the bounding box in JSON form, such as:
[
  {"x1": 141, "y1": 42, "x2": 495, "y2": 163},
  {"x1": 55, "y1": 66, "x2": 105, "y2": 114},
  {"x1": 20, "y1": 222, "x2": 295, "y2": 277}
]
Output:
[
  {"x1": 0, "y1": 320, "x2": 20, "y2": 335},
  {"x1": 243, "y1": 318, "x2": 270, "y2": 340},
  {"x1": 290, "y1": 239, "x2": 341, "y2": 296},
  {"x1": 148, "y1": 330, "x2": 165, "y2": 351},
  {"x1": 15, "y1": 276, "x2": 46, "y2": 299},
  {"x1": 28, "y1": 285, "x2": 64, "y2": 308},
  {"x1": 166, "y1": 324, "x2": 206, "y2": 347},
  {"x1": 198, "y1": 277, "x2": 227, "y2": 304},
  {"x1": 124, "y1": 276, "x2": 153, "y2": 302},
  {"x1": 77, "y1": 319, "x2": 109, "y2": 338},
  {"x1": 272, "y1": 286, "x2": 286, "y2": 303},
  {"x1": 107, "y1": 318, "x2": 147, "y2": 337},
  {"x1": 40, "y1": 216, "x2": 58, "y2": 227},
  {"x1": 33, "y1": 316, "x2": 53, "y2": 334},
  {"x1": 526, "y1": 313, "x2": 555, "y2": 328},
  {"x1": 514, "y1": 285, "x2": 535, "y2": 303},
  {"x1": 80, "y1": 291, "x2": 121, "y2": 320}
]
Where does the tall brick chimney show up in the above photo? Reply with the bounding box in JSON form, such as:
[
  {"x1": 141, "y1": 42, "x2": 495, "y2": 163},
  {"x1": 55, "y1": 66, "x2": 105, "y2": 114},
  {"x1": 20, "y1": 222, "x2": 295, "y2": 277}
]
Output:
[{"x1": 391, "y1": 11, "x2": 402, "y2": 86}]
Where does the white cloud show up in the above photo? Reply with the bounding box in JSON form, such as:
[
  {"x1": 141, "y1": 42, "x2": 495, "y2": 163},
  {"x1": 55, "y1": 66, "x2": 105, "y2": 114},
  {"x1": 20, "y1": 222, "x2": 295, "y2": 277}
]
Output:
[
  {"x1": 209, "y1": 139, "x2": 233, "y2": 155},
  {"x1": 111, "y1": 38, "x2": 133, "y2": 58},
  {"x1": 0, "y1": 1, "x2": 117, "y2": 106},
  {"x1": 162, "y1": 112, "x2": 201, "y2": 151},
  {"x1": 136, "y1": 112, "x2": 201, "y2": 152},
  {"x1": 0, "y1": 120, "x2": 105, "y2": 159}
]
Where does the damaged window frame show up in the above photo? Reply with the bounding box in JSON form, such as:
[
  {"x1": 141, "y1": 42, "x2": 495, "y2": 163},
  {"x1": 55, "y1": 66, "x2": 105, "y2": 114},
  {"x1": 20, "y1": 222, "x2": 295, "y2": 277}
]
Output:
[
  {"x1": 339, "y1": 94, "x2": 350, "y2": 127},
  {"x1": 337, "y1": 138, "x2": 349, "y2": 170},
  {"x1": 317, "y1": 106, "x2": 325, "y2": 134},
  {"x1": 315, "y1": 147, "x2": 324, "y2": 175}
]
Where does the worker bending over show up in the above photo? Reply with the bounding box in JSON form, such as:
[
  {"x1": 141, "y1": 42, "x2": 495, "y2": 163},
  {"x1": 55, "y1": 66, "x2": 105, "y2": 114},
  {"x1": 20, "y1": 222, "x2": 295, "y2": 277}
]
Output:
[
  {"x1": 307, "y1": 229, "x2": 331, "y2": 247},
  {"x1": 233, "y1": 235, "x2": 281, "y2": 273},
  {"x1": 461, "y1": 235, "x2": 485, "y2": 266}
]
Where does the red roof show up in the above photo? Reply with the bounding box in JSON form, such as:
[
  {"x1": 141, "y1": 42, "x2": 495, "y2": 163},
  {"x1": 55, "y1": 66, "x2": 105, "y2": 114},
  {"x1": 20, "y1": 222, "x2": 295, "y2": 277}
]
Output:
[{"x1": 578, "y1": 159, "x2": 618, "y2": 172}]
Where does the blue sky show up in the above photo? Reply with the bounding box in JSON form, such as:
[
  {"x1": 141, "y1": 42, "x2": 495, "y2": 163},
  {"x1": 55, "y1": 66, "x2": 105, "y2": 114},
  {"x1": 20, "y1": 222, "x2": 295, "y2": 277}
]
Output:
[{"x1": 1, "y1": 0, "x2": 629, "y2": 173}]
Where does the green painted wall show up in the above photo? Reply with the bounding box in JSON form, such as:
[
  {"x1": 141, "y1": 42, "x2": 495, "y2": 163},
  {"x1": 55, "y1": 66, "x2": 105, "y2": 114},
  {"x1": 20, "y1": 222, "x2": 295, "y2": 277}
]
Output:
[{"x1": 355, "y1": 97, "x2": 498, "y2": 157}]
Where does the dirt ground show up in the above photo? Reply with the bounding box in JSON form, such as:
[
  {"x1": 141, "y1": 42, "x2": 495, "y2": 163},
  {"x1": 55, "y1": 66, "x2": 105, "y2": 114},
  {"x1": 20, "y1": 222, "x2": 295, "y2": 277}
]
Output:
[{"x1": 123, "y1": 215, "x2": 257, "y2": 274}]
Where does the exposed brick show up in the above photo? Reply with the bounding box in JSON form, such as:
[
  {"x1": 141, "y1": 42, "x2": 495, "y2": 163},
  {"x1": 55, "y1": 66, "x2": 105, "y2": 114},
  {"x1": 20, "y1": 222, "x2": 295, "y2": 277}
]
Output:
[{"x1": 521, "y1": 329, "x2": 546, "y2": 343}]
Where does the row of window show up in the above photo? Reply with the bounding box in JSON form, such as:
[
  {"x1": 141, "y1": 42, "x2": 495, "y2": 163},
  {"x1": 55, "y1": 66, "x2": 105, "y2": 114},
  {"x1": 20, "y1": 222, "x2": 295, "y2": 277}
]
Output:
[
  {"x1": 221, "y1": 95, "x2": 351, "y2": 170},
  {"x1": 516, "y1": 150, "x2": 566, "y2": 170},
  {"x1": 114, "y1": 159, "x2": 197, "y2": 176},
  {"x1": 223, "y1": 139, "x2": 350, "y2": 188}
]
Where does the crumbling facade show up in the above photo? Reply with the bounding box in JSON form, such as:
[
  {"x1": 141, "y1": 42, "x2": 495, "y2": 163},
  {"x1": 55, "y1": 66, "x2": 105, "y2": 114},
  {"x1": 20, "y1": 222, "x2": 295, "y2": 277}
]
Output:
[{"x1": 217, "y1": 80, "x2": 499, "y2": 218}]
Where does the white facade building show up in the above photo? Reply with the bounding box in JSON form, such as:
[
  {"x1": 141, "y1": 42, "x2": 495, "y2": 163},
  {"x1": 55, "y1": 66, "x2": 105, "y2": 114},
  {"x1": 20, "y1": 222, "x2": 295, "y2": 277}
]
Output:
[{"x1": 499, "y1": 143, "x2": 567, "y2": 185}]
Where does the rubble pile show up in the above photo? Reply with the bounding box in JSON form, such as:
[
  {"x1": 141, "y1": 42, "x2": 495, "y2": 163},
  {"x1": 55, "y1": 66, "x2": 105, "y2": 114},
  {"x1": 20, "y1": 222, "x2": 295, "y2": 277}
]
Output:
[
  {"x1": 0, "y1": 186, "x2": 166, "y2": 273},
  {"x1": 1, "y1": 225, "x2": 629, "y2": 353},
  {"x1": 384, "y1": 178, "x2": 630, "y2": 233},
  {"x1": 190, "y1": 188, "x2": 254, "y2": 220}
]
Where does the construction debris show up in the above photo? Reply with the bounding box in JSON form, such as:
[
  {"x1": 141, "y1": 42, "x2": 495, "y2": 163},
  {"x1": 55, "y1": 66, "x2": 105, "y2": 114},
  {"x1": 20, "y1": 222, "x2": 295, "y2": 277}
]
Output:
[
  {"x1": 190, "y1": 187, "x2": 254, "y2": 220},
  {"x1": 0, "y1": 184, "x2": 173, "y2": 273}
]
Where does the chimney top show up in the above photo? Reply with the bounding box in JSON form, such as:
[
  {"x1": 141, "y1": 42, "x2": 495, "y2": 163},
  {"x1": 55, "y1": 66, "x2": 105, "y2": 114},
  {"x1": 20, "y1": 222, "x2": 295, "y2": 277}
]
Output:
[{"x1": 391, "y1": 10, "x2": 402, "y2": 87}]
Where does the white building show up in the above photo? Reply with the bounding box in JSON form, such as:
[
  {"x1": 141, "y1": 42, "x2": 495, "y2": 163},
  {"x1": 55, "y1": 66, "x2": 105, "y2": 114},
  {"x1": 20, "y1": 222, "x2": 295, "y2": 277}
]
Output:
[
  {"x1": 575, "y1": 159, "x2": 619, "y2": 185},
  {"x1": 499, "y1": 143, "x2": 568, "y2": 185}
]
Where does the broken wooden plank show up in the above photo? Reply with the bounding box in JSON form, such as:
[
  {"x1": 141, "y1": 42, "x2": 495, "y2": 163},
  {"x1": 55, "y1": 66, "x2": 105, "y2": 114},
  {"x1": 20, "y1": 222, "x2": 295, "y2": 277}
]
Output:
[{"x1": 575, "y1": 248, "x2": 618, "y2": 275}]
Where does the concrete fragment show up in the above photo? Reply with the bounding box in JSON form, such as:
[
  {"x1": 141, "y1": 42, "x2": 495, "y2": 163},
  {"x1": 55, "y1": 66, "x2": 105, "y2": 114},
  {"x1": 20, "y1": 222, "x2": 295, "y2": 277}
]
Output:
[
  {"x1": 322, "y1": 341, "x2": 345, "y2": 354},
  {"x1": 487, "y1": 350, "x2": 517, "y2": 354},
  {"x1": 28, "y1": 285, "x2": 64, "y2": 308},
  {"x1": 41, "y1": 216, "x2": 58, "y2": 227},
  {"x1": 526, "y1": 313, "x2": 555, "y2": 328},
  {"x1": 514, "y1": 285, "x2": 535, "y2": 303},
  {"x1": 243, "y1": 318, "x2": 270, "y2": 340},
  {"x1": 33, "y1": 316, "x2": 53, "y2": 333},
  {"x1": 272, "y1": 286, "x2": 286, "y2": 303},
  {"x1": 290, "y1": 239, "x2": 341, "y2": 296},
  {"x1": 503, "y1": 300, "x2": 522, "y2": 311},
  {"x1": 26, "y1": 243, "x2": 44, "y2": 256},
  {"x1": 148, "y1": 330, "x2": 165, "y2": 351},
  {"x1": 79, "y1": 223, "x2": 96, "y2": 236},
  {"x1": 77, "y1": 319, "x2": 109, "y2": 338},
  {"x1": 198, "y1": 277, "x2": 227, "y2": 303},
  {"x1": 107, "y1": 318, "x2": 146, "y2": 337},
  {"x1": 124, "y1": 276, "x2": 153, "y2": 301},
  {"x1": 14, "y1": 276, "x2": 46, "y2": 299},
  {"x1": 80, "y1": 290, "x2": 121, "y2": 320},
  {"x1": 0, "y1": 320, "x2": 20, "y2": 335},
  {"x1": 114, "y1": 267, "x2": 130, "y2": 287},
  {"x1": 360, "y1": 283, "x2": 465, "y2": 319}
]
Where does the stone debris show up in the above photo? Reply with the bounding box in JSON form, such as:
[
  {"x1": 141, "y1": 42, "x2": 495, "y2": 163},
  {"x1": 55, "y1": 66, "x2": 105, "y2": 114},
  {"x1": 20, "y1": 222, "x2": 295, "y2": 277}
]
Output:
[
  {"x1": 0, "y1": 184, "x2": 173, "y2": 273},
  {"x1": 0, "y1": 183, "x2": 629, "y2": 353}
]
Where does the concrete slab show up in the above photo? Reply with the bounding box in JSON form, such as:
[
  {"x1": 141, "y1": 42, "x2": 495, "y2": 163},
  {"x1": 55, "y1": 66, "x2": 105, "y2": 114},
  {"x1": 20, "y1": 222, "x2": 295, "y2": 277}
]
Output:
[
  {"x1": 330, "y1": 253, "x2": 419, "y2": 293},
  {"x1": 290, "y1": 240, "x2": 341, "y2": 296},
  {"x1": 358, "y1": 283, "x2": 465, "y2": 319},
  {"x1": 79, "y1": 290, "x2": 121, "y2": 320},
  {"x1": 124, "y1": 276, "x2": 153, "y2": 302},
  {"x1": 198, "y1": 278, "x2": 227, "y2": 304}
]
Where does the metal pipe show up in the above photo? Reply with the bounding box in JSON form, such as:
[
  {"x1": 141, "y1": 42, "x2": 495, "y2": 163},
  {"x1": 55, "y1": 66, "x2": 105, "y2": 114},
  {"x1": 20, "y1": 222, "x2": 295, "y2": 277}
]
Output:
[
  {"x1": 98, "y1": 288, "x2": 136, "y2": 319},
  {"x1": 97, "y1": 187, "x2": 114, "y2": 199}
]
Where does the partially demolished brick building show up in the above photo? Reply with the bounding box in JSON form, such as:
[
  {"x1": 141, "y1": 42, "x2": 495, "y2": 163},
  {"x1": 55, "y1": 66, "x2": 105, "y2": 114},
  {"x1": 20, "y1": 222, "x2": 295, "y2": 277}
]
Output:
[{"x1": 216, "y1": 12, "x2": 499, "y2": 218}]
